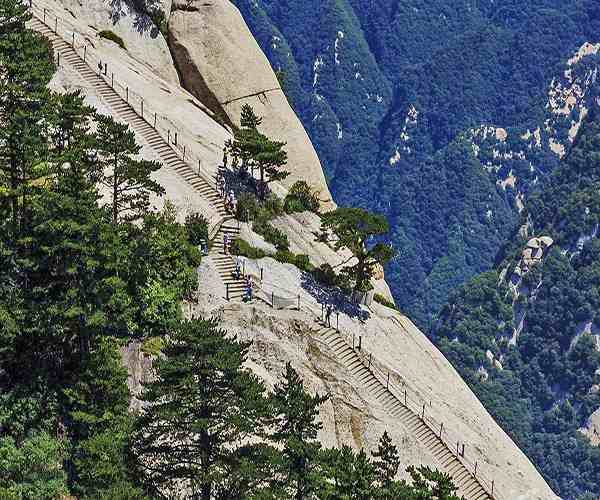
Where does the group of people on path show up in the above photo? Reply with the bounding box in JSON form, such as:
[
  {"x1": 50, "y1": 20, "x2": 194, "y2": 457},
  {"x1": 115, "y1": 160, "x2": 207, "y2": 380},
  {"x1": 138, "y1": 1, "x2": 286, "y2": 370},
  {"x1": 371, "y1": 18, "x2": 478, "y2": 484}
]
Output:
[{"x1": 217, "y1": 148, "x2": 238, "y2": 215}]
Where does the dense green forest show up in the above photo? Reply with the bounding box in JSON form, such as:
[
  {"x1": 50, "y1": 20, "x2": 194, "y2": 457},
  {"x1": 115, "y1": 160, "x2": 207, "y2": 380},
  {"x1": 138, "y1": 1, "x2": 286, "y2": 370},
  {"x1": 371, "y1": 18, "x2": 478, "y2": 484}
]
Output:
[
  {"x1": 434, "y1": 110, "x2": 600, "y2": 499},
  {"x1": 235, "y1": 0, "x2": 600, "y2": 329},
  {"x1": 0, "y1": 2, "x2": 463, "y2": 498}
]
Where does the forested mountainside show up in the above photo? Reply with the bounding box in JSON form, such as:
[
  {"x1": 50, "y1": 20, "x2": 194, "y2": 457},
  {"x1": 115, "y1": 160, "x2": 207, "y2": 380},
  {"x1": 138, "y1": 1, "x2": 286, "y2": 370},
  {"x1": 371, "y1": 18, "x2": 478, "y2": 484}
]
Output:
[
  {"x1": 234, "y1": 0, "x2": 600, "y2": 328},
  {"x1": 435, "y1": 109, "x2": 600, "y2": 500}
]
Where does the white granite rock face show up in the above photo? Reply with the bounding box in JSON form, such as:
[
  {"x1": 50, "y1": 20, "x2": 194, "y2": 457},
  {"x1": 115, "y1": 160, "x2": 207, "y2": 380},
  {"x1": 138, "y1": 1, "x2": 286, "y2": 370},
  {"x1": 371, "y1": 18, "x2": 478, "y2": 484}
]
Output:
[{"x1": 168, "y1": 0, "x2": 333, "y2": 207}]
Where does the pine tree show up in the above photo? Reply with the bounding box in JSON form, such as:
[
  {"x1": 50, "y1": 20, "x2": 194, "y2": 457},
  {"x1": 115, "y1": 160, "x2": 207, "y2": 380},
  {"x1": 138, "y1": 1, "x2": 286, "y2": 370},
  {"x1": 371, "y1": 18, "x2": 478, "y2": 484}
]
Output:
[
  {"x1": 372, "y1": 431, "x2": 400, "y2": 489},
  {"x1": 319, "y1": 446, "x2": 377, "y2": 500},
  {"x1": 0, "y1": 15, "x2": 55, "y2": 231},
  {"x1": 94, "y1": 114, "x2": 164, "y2": 223},
  {"x1": 407, "y1": 465, "x2": 463, "y2": 500},
  {"x1": 270, "y1": 362, "x2": 329, "y2": 500},
  {"x1": 63, "y1": 337, "x2": 139, "y2": 498},
  {"x1": 240, "y1": 103, "x2": 263, "y2": 129},
  {"x1": 0, "y1": 0, "x2": 30, "y2": 35},
  {"x1": 320, "y1": 208, "x2": 395, "y2": 293},
  {"x1": 132, "y1": 318, "x2": 273, "y2": 499}
]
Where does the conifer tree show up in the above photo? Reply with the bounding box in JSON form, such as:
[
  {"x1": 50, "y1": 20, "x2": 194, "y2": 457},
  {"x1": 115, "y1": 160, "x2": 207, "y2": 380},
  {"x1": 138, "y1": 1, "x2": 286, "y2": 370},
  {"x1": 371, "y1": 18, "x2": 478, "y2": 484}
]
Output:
[
  {"x1": 270, "y1": 362, "x2": 329, "y2": 500},
  {"x1": 320, "y1": 208, "x2": 395, "y2": 293},
  {"x1": 372, "y1": 431, "x2": 400, "y2": 489},
  {"x1": 63, "y1": 337, "x2": 140, "y2": 498},
  {"x1": 319, "y1": 446, "x2": 377, "y2": 500},
  {"x1": 240, "y1": 103, "x2": 263, "y2": 129},
  {"x1": 132, "y1": 319, "x2": 273, "y2": 499},
  {"x1": 94, "y1": 114, "x2": 164, "y2": 222}
]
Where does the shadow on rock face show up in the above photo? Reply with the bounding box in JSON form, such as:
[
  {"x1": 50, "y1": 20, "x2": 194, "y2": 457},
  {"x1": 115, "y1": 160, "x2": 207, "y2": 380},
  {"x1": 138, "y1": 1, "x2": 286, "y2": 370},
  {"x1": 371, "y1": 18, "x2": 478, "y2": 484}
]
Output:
[{"x1": 300, "y1": 272, "x2": 369, "y2": 322}]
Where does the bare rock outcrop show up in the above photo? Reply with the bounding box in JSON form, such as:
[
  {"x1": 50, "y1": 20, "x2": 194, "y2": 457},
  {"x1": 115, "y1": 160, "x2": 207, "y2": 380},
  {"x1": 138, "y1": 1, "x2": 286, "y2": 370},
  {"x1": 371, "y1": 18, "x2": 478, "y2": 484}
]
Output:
[
  {"x1": 57, "y1": 0, "x2": 178, "y2": 83},
  {"x1": 168, "y1": 0, "x2": 333, "y2": 206}
]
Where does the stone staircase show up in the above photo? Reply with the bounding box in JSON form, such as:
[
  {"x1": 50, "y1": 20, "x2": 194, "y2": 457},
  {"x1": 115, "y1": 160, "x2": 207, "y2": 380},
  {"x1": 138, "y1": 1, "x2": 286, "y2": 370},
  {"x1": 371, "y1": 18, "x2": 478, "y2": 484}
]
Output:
[
  {"x1": 29, "y1": 15, "x2": 251, "y2": 300},
  {"x1": 209, "y1": 221, "x2": 247, "y2": 301},
  {"x1": 315, "y1": 324, "x2": 494, "y2": 500}
]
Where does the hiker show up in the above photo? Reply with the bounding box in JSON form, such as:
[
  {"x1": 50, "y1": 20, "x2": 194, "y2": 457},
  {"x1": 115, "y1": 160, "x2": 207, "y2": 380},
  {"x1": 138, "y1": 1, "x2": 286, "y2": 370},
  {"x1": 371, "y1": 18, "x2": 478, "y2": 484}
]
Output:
[
  {"x1": 97, "y1": 61, "x2": 103, "y2": 75},
  {"x1": 244, "y1": 277, "x2": 253, "y2": 302},
  {"x1": 234, "y1": 256, "x2": 242, "y2": 279},
  {"x1": 223, "y1": 147, "x2": 228, "y2": 168},
  {"x1": 231, "y1": 192, "x2": 238, "y2": 215},
  {"x1": 325, "y1": 304, "x2": 333, "y2": 327},
  {"x1": 227, "y1": 190, "x2": 236, "y2": 214},
  {"x1": 223, "y1": 233, "x2": 229, "y2": 255}
]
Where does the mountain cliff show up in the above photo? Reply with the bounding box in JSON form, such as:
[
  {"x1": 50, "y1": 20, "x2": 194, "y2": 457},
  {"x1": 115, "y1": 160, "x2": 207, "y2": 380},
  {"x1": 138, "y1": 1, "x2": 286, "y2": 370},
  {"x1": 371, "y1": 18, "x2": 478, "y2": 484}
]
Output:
[
  {"x1": 234, "y1": 0, "x2": 600, "y2": 330},
  {"x1": 27, "y1": 0, "x2": 560, "y2": 497}
]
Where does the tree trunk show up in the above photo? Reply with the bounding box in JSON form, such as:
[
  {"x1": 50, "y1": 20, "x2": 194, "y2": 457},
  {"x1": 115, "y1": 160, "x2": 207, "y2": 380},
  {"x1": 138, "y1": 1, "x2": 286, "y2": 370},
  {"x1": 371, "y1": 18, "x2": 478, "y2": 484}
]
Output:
[{"x1": 113, "y1": 155, "x2": 118, "y2": 223}]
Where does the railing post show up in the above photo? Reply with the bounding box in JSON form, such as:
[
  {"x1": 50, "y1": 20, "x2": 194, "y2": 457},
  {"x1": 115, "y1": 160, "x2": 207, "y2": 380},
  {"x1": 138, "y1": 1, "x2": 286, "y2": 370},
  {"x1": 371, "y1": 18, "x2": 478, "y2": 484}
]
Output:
[
  {"x1": 474, "y1": 461, "x2": 478, "y2": 476},
  {"x1": 43, "y1": 8, "x2": 46, "y2": 23},
  {"x1": 141, "y1": 99, "x2": 144, "y2": 118},
  {"x1": 336, "y1": 312, "x2": 339, "y2": 332},
  {"x1": 154, "y1": 112, "x2": 157, "y2": 129},
  {"x1": 260, "y1": 268, "x2": 263, "y2": 281},
  {"x1": 461, "y1": 444, "x2": 465, "y2": 457},
  {"x1": 54, "y1": 18, "x2": 57, "y2": 34},
  {"x1": 439, "y1": 422, "x2": 443, "y2": 437},
  {"x1": 422, "y1": 404, "x2": 425, "y2": 419},
  {"x1": 358, "y1": 335, "x2": 362, "y2": 351},
  {"x1": 183, "y1": 145, "x2": 186, "y2": 159},
  {"x1": 57, "y1": 52, "x2": 60, "y2": 67},
  {"x1": 404, "y1": 389, "x2": 407, "y2": 406},
  {"x1": 457, "y1": 442, "x2": 460, "y2": 455},
  {"x1": 491, "y1": 481, "x2": 494, "y2": 496},
  {"x1": 71, "y1": 32, "x2": 74, "y2": 47},
  {"x1": 198, "y1": 158, "x2": 201, "y2": 175},
  {"x1": 368, "y1": 353, "x2": 371, "y2": 369},
  {"x1": 167, "y1": 129, "x2": 170, "y2": 144},
  {"x1": 83, "y1": 45, "x2": 86, "y2": 62},
  {"x1": 386, "y1": 371, "x2": 389, "y2": 389},
  {"x1": 297, "y1": 294, "x2": 300, "y2": 311},
  {"x1": 111, "y1": 73, "x2": 114, "y2": 88},
  {"x1": 352, "y1": 332, "x2": 355, "y2": 349},
  {"x1": 271, "y1": 291, "x2": 274, "y2": 308},
  {"x1": 175, "y1": 131, "x2": 178, "y2": 145},
  {"x1": 126, "y1": 87, "x2": 129, "y2": 103},
  {"x1": 226, "y1": 283, "x2": 229, "y2": 301}
]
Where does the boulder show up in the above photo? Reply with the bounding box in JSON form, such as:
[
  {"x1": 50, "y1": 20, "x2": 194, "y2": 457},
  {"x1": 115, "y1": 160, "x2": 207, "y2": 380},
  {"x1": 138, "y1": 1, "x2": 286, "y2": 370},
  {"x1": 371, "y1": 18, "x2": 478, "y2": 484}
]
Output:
[{"x1": 168, "y1": 0, "x2": 333, "y2": 207}]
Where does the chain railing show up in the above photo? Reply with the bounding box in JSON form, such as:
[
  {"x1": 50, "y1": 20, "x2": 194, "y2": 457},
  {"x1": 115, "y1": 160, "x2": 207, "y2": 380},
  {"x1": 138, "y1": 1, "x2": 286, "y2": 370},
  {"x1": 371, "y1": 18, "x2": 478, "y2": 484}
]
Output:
[
  {"x1": 28, "y1": 1, "x2": 225, "y2": 196},
  {"x1": 330, "y1": 315, "x2": 505, "y2": 500}
]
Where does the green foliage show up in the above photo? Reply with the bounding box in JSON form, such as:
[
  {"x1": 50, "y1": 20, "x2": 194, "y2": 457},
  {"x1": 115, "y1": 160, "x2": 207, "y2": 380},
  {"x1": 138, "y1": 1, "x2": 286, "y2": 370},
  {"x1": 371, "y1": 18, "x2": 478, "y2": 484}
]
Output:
[
  {"x1": 132, "y1": 318, "x2": 274, "y2": 498},
  {"x1": 284, "y1": 180, "x2": 320, "y2": 214},
  {"x1": 95, "y1": 113, "x2": 165, "y2": 223},
  {"x1": 98, "y1": 30, "x2": 126, "y2": 50},
  {"x1": 230, "y1": 105, "x2": 289, "y2": 198},
  {"x1": 185, "y1": 211, "x2": 209, "y2": 246},
  {"x1": 269, "y1": 362, "x2": 329, "y2": 499},
  {"x1": 253, "y1": 216, "x2": 290, "y2": 251},
  {"x1": 373, "y1": 293, "x2": 398, "y2": 311},
  {"x1": 321, "y1": 207, "x2": 395, "y2": 292},
  {"x1": 240, "y1": 102, "x2": 263, "y2": 129},
  {"x1": 230, "y1": 237, "x2": 268, "y2": 259},
  {"x1": 434, "y1": 109, "x2": 600, "y2": 499}
]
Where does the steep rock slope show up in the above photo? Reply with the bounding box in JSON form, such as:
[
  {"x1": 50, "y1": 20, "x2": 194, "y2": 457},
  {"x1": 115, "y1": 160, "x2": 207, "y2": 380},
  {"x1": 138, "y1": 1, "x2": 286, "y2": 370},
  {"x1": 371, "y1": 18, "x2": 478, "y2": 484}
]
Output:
[
  {"x1": 234, "y1": 0, "x2": 600, "y2": 329},
  {"x1": 434, "y1": 106, "x2": 600, "y2": 499},
  {"x1": 168, "y1": 0, "x2": 333, "y2": 205},
  {"x1": 34, "y1": 1, "x2": 557, "y2": 498}
]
